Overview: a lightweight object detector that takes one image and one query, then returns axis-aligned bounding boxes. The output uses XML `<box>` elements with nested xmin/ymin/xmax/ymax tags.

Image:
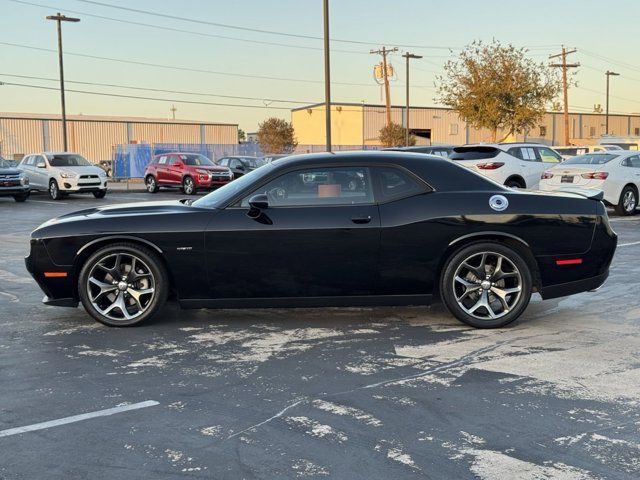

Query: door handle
<box><xmin>351</xmin><ymin>215</ymin><xmax>372</xmax><ymax>224</ymax></box>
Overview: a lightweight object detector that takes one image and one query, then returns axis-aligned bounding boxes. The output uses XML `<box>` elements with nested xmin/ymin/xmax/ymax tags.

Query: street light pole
<box><xmin>402</xmin><ymin>52</ymin><xmax>422</xmax><ymax>146</ymax></box>
<box><xmin>322</xmin><ymin>0</ymin><xmax>331</xmax><ymax>152</ymax></box>
<box><xmin>605</xmin><ymin>70</ymin><xmax>620</xmax><ymax>135</ymax></box>
<box><xmin>46</xmin><ymin>12</ymin><xmax>80</xmax><ymax>152</ymax></box>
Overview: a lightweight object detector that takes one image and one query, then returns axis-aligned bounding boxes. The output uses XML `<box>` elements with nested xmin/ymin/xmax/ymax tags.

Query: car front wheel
<box><xmin>78</xmin><ymin>243</ymin><xmax>168</xmax><ymax>327</ymax></box>
<box><xmin>13</xmin><ymin>192</ymin><xmax>29</xmax><ymax>202</ymax></box>
<box><xmin>615</xmin><ymin>186</ymin><xmax>637</xmax><ymax>216</ymax></box>
<box><xmin>440</xmin><ymin>242</ymin><xmax>532</xmax><ymax>328</ymax></box>
<box><xmin>93</xmin><ymin>190</ymin><xmax>106</xmax><ymax>199</ymax></box>
<box><xmin>49</xmin><ymin>179</ymin><xmax>63</xmax><ymax>200</ymax></box>
<box><xmin>182</xmin><ymin>176</ymin><xmax>195</xmax><ymax>195</ymax></box>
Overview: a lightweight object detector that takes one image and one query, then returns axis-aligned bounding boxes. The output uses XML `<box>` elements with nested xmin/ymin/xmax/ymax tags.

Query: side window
<box><xmin>242</xmin><ymin>167</ymin><xmax>373</xmax><ymax>207</ymax></box>
<box><xmin>230</xmin><ymin>159</ymin><xmax>242</xmax><ymax>169</ymax></box>
<box><xmin>629</xmin><ymin>156</ymin><xmax>640</xmax><ymax>168</ymax></box>
<box><xmin>218</xmin><ymin>158</ymin><xmax>228</xmax><ymax>166</ymax></box>
<box><xmin>520</xmin><ymin>147</ymin><xmax>539</xmax><ymax>161</ymax></box>
<box><xmin>507</xmin><ymin>147</ymin><xmax>522</xmax><ymax>159</ymax></box>
<box><xmin>157</xmin><ymin>156</ymin><xmax>168</xmax><ymax>165</ymax></box>
<box><xmin>376</xmin><ymin>167</ymin><xmax>426</xmax><ymax>200</ymax></box>
<box><xmin>538</xmin><ymin>147</ymin><xmax>561</xmax><ymax>163</ymax></box>
<box><xmin>22</xmin><ymin>155</ymin><xmax>33</xmax><ymax>166</ymax></box>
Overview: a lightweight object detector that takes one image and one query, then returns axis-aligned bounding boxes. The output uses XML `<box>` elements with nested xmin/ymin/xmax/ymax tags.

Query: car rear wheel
<box><xmin>13</xmin><ymin>192</ymin><xmax>29</xmax><ymax>202</ymax></box>
<box><xmin>615</xmin><ymin>185</ymin><xmax>637</xmax><ymax>216</ymax></box>
<box><xmin>182</xmin><ymin>176</ymin><xmax>196</xmax><ymax>195</ymax></box>
<box><xmin>504</xmin><ymin>178</ymin><xmax>525</xmax><ymax>189</ymax></box>
<box><xmin>440</xmin><ymin>242</ymin><xmax>532</xmax><ymax>328</ymax></box>
<box><xmin>93</xmin><ymin>190</ymin><xmax>106</xmax><ymax>199</ymax></box>
<box><xmin>78</xmin><ymin>243</ymin><xmax>168</xmax><ymax>327</ymax></box>
<box><xmin>49</xmin><ymin>179</ymin><xmax>63</xmax><ymax>200</ymax></box>
<box><xmin>145</xmin><ymin>175</ymin><xmax>159</xmax><ymax>193</ymax></box>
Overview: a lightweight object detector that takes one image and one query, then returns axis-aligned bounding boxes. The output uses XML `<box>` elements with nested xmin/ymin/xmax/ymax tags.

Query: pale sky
<box><xmin>1</xmin><ymin>0</ymin><xmax>639</xmax><ymax>131</ymax></box>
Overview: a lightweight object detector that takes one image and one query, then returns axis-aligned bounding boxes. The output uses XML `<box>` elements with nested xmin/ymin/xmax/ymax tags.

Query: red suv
<box><xmin>144</xmin><ymin>153</ymin><xmax>233</xmax><ymax>195</ymax></box>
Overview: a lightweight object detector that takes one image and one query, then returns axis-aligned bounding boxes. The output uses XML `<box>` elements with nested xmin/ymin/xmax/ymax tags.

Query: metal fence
<box><xmin>112</xmin><ymin>143</ymin><xmax>382</xmax><ymax>179</ymax></box>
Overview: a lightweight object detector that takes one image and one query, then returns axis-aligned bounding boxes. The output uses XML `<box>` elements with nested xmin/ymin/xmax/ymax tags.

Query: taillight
<box><xmin>477</xmin><ymin>162</ymin><xmax>505</xmax><ymax>170</ymax></box>
<box><xmin>541</xmin><ymin>171</ymin><xmax>554</xmax><ymax>179</ymax></box>
<box><xmin>581</xmin><ymin>172</ymin><xmax>609</xmax><ymax>180</ymax></box>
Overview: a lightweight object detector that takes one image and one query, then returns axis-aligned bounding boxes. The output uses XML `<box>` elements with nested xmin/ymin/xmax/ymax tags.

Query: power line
<box><xmin>0</xmin><ymin>41</ymin><xmax>435</xmax><ymax>89</ymax></box>
<box><xmin>72</xmin><ymin>0</ymin><xmax>458</xmax><ymax>50</ymax></box>
<box><xmin>6</xmin><ymin>0</ymin><xmax>369</xmax><ymax>55</ymax></box>
<box><xmin>0</xmin><ymin>73</ymin><xmax>317</xmax><ymax>104</ymax></box>
<box><xmin>0</xmin><ymin>81</ymin><xmax>294</xmax><ymax>109</ymax></box>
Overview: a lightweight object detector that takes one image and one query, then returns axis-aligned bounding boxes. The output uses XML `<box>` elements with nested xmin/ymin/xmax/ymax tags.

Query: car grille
<box><xmin>0</xmin><ymin>173</ymin><xmax>21</xmax><ymax>187</ymax></box>
<box><xmin>80</xmin><ymin>175</ymin><xmax>99</xmax><ymax>179</ymax></box>
<box><xmin>210</xmin><ymin>172</ymin><xmax>231</xmax><ymax>178</ymax></box>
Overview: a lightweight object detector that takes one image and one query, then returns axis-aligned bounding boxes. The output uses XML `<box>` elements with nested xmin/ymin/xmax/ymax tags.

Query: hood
<box><xmin>192</xmin><ymin>165</ymin><xmax>230</xmax><ymax>173</ymax></box>
<box><xmin>0</xmin><ymin>168</ymin><xmax>23</xmax><ymax>176</ymax></box>
<box><xmin>54</xmin><ymin>165</ymin><xmax>104</xmax><ymax>175</ymax></box>
<box><xmin>32</xmin><ymin>200</ymin><xmax>206</xmax><ymax>237</ymax></box>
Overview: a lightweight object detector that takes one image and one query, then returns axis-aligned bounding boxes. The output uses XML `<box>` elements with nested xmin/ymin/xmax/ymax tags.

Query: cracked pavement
<box><xmin>1</xmin><ymin>193</ymin><xmax>639</xmax><ymax>479</ymax></box>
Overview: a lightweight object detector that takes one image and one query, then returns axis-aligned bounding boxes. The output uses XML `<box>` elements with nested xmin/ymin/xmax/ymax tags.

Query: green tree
<box><xmin>379</xmin><ymin>122</ymin><xmax>416</xmax><ymax>147</ymax></box>
<box><xmin>436</xmin><ymin>40</ymin><xmax>561</xmax><ymax>142</ymax></box>
<box><xmin>257</xmin><ymin>118</ymin><xmax>298</xmax><ymax>154</ymax></box>
<box><xmin>238</xmin><ymin>128</ymin><xmax>246</xmax><ymax>143</ymax></box>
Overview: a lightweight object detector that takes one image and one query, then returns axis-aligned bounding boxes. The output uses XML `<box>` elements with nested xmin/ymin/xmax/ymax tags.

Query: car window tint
<box><xmin>376</xmin><ymin>167</ymin><xmax>425</xmax><ymax>200</ymax></box>
<box><xmin>629</xmin><ymin>156</ymin><xmax>640</xmax><ymax>168</ymax></box>
<box><xmin>564</xmin><ymin>153</ymin><xmax>618</xmax><ymax>165</ymax></box>
<box><xmin>49</xmin><ymin>154</ymin><xmax>91</xmax><ymax>167</ymax></box>
<box><xmin>450</xmin><ymin>147</ymin><xmax>500</xmax><ymax>160</ymax></box>
<box><xmin>242</xmin><ymin>167</ymin><xmax>373</xmax><ymax>207</ymax></box>
<box><xmin>507</xmin><ymin>147</ymin><xmax>522</xmax><ymax>159</ymax></box>
<box><xmin>538</xmin><ymin>147</ymin><xmax>561</xmax><ymax>163</ymax></box>
<box><xmin>520</xmin><ymin>147</ymin><xmax>538</xmax><ymax>161</ymax></box>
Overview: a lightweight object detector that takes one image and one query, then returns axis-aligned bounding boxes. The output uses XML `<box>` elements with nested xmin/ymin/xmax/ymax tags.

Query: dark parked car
<box><xmin>260</xmin><ymin>154</ymin><xmax>290</xmax><ymax>163</ymax></box>
<box><xmin>144</xmin><ymin>153</ymin><xmax>233</xmax><ymax>195</ymax></box>
<box><xmin>217</xmin><ymin>156</ymin><xmax>267</xmax><ymax>178</ymax></box>
<box><xmin>385</xmin><ymin>145</ymin><xmax>457</xmax><ymax>158</ymax></box>
<box><xmin>26</xmin><ymin>151</ymin><xmax>616</xmax><ymax>328</ymax></box>
<box><xmin>0</xmin><ymin>156</ymin><xmax>30</xmax><ymax>202</ymax></box>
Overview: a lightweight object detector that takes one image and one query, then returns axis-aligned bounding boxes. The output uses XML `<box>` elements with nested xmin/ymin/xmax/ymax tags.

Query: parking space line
<box><xmin>29</xmin><ymin>200</ymin><xmax>68</xmax><ymax>205</ymax></box>
<box><xmin>0</xmin><ymin>400</ymin><xmax>159</xmax><ymax>438</ymax></box>
<box><xmin>618</xmin><ymin>241</ymin><xmax>640</xmax><ymax>247</ymax></box>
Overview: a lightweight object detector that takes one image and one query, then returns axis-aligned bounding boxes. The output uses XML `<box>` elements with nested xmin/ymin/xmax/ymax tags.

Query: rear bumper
<box><xmin>539</xmin><ymin>270</ymin><xmax>609</xmax><ymax>300</ymax></box>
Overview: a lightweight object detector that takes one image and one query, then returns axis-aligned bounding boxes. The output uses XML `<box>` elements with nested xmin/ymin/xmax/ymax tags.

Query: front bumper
<box><xmin>0</xmin><ymin>185</ymin><xmax>30</xmax><ymax>196</ymax></box>
<box><xmin>25</xmin><ymin>240</ymin><xmax>78</xmax><ymax>307</ymax></box>
<box><xmin>194</xmin><ymin>174</ymin><xmax>233</xmax><ymax>189</ymax></box>
<box><xmin>58</xmin><ymin>176</ymin><xmax>108</xmax><ymax>192</ymax></box>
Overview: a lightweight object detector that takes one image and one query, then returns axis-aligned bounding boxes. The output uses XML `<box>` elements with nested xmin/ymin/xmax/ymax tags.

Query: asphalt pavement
<box><xmin>1</xmin><ymin>190</ymin><xmax>639</xmax><ymax>479</ymax></box>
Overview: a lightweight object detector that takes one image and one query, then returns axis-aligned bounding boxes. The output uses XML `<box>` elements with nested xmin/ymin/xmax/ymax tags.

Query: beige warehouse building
<box><xmin>291</xmin><ymin>103</ymin><xmax>640</xmax><ymax>147</ymax></box>
<box><xmin>0</xmin><ymin>113</ymin><xmax>238</xmax><ymax>162</ymax></box>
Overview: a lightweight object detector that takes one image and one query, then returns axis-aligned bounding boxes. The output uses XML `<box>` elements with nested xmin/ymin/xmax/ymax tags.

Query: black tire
<box><xmin>615</xmin><ymin>185</ymin><xmax>637</xmax><ymax>216</ymax></box>
<box><xmin>78</xmin><ymin>242</ymin><xmax>169</xmax><ymax>327</ymax></box>
<box><xmin>145</xmin><ymin>175</ymin><xmax>159</xmax><ymax>193</ymax></box>
<box><xmin>440</xmin><ymin>242</ymin><xmax>532</xmax><ymax>328</ymax></box>
<box><xmin>49</xmin><ymin>179</ymin><xmax>63</xmax><ymax>200</ymax></box>
<box><xmin>93</xmin><ymin>190</ymin><xmax>107</xmax><ymax>199</ymax></box>
<box><xmin>504</xmin><ymin>178</ymin><xmax>525</xmax><ymax>189</ymax></box>
<box><xmin>13</xmin><ymin>192</ymin><xmax>29</xmax><ymax>202</ymax></box>
<box><xmin>182</xmin><ymin>176</ymin><xmax>196</xmax><ymax>195</ymax></box>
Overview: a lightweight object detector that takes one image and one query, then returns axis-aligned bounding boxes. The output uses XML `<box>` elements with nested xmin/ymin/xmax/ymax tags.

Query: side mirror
<box><xmin>248</xmin><ymin>194</ymin><xmax>268</xmax><ymax>210</ymax></box>
<box><xmin>36</xmin><ymin>161</ymin><xmax>46</xmax><ymax>168</ymax></box>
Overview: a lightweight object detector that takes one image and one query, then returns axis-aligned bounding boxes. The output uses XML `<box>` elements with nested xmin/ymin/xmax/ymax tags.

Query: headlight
<box><xmin>195</xmin><ymin>169</ymin><xmax>209</xmax><ymax>175</ymax></box>
<box><xmin>59</xmin><ymin>172</ymin><xmax>77</xmax><ymax>179</ymax></box>
<box><xmin>20</xmin><ymin>175</ymin><xmax>29</xmax><ymax>185</ymax></box>
<box><xmin>98</xmin><ymin>170</ymin><xmax>107</xmax><ymax>177</ymax></box>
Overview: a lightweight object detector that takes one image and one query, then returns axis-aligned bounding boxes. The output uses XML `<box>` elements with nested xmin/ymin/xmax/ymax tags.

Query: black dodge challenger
<box><xmin>26</xmin><ymin>151</ymin><xmax>617</xmax><ymax>328</ymax></box>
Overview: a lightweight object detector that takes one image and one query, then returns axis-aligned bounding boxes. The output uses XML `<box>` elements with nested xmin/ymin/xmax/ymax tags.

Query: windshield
<box><xmin>240</xmin><ymin>157</ymin><xmax>266</xmax><ymax>168</ymax></box>
<box><xmin>179</xmin><ymin>154</ymin><xmax>215</xmax><ymax>166</ymax></box>
<box><xmin>0</xmin><ymin>157</ymin><xmax>14</xmax><ymax>168</ymax></box>
<box><xmin>192</xmin><ymin>162</ymin><xmax>275</xmax><ymax>208</ymax></box>
<box><xmin>49</xmin><ymin>154</ymin><xmax>92</xmax><ymax>167</ymax></box>
<box><xmin>563</xmin><ymin>153</ymin><xmax>618</xmax><ymax>165</ymax></box>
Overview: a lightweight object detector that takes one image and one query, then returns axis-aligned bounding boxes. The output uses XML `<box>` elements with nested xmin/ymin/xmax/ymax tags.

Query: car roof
<box><xmin>270</xmin><ymin>150</ymin><xmax>449</xmax><ymax>167</ymax></box>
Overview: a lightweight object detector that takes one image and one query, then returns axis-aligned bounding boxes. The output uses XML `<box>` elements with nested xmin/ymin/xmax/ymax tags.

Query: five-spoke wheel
<box><xmin>78</xmin><ymin>243</ymin><xmax>168</xmax><ymax>326</ymax></box>
<box><xmin>441</xmin><ymin>242</ymin><xmax>532</xmax><ymax>328</ymax></box>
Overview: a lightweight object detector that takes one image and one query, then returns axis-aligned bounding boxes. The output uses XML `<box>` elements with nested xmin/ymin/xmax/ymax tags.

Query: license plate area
<box><xmin>561</xmin><ymin>175</ymin><xmax>575</xmax><ymax>183</ymax></box>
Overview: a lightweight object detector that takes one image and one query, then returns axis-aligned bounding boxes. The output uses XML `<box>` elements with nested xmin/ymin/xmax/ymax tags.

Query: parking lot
<box><xmin>1</xmin><ymin>191</ymin><xmax>639</xmax><ymax>479</ymax></box>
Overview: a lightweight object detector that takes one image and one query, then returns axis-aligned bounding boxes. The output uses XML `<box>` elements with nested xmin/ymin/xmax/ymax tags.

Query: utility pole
<box><xmin>605</xmin><ymin>71</ymin><xmax>620</xmax><ymax>135</ymax></box>
<box><xmin>322</xmin><ymin>0</ymin><xmax>331</xmax><ymax>152</ymax></box>
<box><xmin>402</xmin><ymin>52</ymin><xmax>422</xmax><ymax>146</ymax></box>
<box><xmin>170</xmin><ymin>105</ymin><xmax>177</xmax><ymax>120</ymax></box>
<box><xmin>370</xmin><ymin>46</ymin><xmax>398</xmax><ymax>126</ymax></box>
<box><xmin>46</xmin><ymin>12</ymin><xmax>80</xmax><ymax>152</ymax></box>
<box><xmin>549</xmin><ymin>47</ymin><xmax>579</xmax><ymax>145</ymax></box>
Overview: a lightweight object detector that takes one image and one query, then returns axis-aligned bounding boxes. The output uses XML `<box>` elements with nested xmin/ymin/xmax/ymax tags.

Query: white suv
<box><xmin>449</xmin><ymin>143</ymin><xmax>563</xmax><ymax>189</ymax></box>
<box><xmin>18</xmin><ymin>152</ymin><xmax>108</xmax><ymax>200</ymax></box>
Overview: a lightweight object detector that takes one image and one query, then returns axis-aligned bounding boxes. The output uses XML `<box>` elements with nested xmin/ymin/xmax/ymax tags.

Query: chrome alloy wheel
<box><xmin>183</xmin><ymin>177</ymin><xmax>195</xmax><ymax>194</ymax></box>
<box><xmin>453</xmin><ymin>251</ymin><xmax>522</xmax><ymax>320</ymax></box>
<box><xmin>623</xmin><ymin>190</ymin><xmax>637</xmax><ymax>213</ymax></box>
<box><xmin>86</xmin><ymin>252</ymin><xmax>155</xmax><ymax>322</ymax></box>
<box><xmin>146</xmin><ymin>176</ymin><xmax>156</xmax><ymax>192</ymax></box>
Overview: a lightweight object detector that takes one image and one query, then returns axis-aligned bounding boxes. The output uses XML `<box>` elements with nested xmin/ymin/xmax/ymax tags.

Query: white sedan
<box><xmin>539</xmin><ymin>151</ymin><xmax>640</xmax><ymax>215</ymax></box>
